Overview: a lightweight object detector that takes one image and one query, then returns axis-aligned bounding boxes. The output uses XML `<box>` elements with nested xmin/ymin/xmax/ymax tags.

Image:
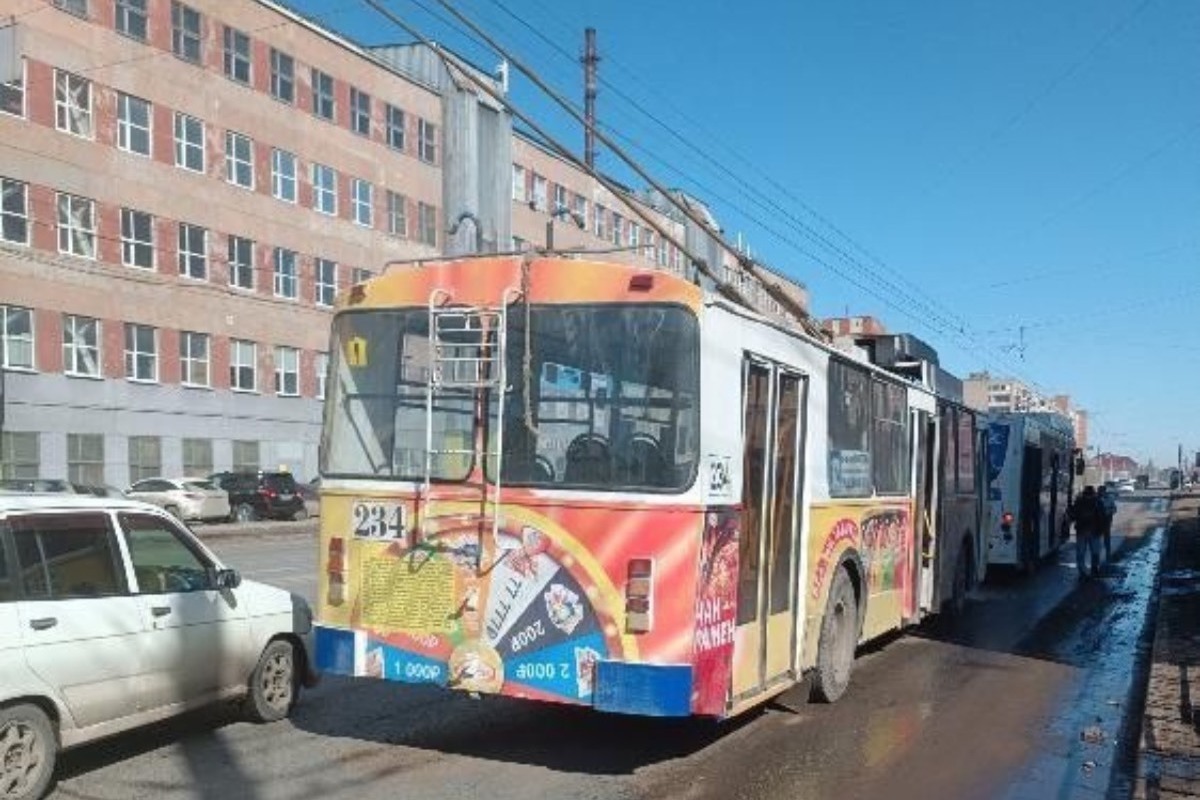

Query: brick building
<box><xmin>0</xmin><ymin>0</ymin><xmax>811</xmax><ymax>487</ymax></box>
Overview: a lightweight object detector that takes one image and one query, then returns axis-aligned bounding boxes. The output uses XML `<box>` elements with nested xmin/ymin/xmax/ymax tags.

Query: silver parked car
<box><xmin>0</xmin><ymin>494</ymin><xmax>318</xmax><ymax>800</ymax></box>
<box><xmin>124</xmin><ymin>477</ymin><xmax>231</xmax><ymax>522</ymax></box>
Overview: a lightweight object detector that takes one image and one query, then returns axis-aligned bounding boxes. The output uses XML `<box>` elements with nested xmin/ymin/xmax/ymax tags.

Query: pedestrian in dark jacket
<box><xmin>1069</xmin><ymin>485</ymin><xmax>1103</xmax><ymax>579</ymax></box>
<box><xmin>1097</xmin><ymin>485</ymin><xmax>1117</xmax><ymax>564</ymax></box>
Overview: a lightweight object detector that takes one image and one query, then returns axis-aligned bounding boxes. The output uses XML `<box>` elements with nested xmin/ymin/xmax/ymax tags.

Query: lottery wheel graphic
<box><xmin>357</xmin><ymin>504</ymin><xmax>634</xmax><ymax>705</ymax></box>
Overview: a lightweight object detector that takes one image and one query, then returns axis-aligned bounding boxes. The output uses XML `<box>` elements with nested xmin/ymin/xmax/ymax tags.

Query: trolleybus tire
<box><xmin>0</xmin><ymin>702</ymin><xmax>57</xmax><ymax>800</ymax></box>
<box><xmin>245</xmin><ymin>639</ymin><xmax>297</xmax><ymax>723</ymax></box>
<box><xmin>810</xmin><ymin>567</ymin><xmax>858</xmax><ymax>703</ymax></box>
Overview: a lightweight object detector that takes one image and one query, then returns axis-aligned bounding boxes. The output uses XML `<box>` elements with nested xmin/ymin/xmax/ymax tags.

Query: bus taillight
<box><xmin>1001</xmin><ymin>511</ymin><xmax>1014</xmax><ymax>532</ymax></box>
<box><xmin>328</xmin><ymin>536</ymin><xmax>347</xmax><ymax>606</ymax></box>
<box><xmin>625</xmin><ymin>558</ymin><xmax>654</xmax><ymax>634</ymax></box>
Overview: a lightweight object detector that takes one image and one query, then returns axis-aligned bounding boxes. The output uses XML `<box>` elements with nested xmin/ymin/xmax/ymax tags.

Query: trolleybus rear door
<box><xmin>913</xmin><ymin>410</ymin><xmax>938</xmax><ymax>618</ymax></box>
<box><xmin>732</xmin><ymin>358</ymin><xmax>807</xmax><ymax>699</ymax></box>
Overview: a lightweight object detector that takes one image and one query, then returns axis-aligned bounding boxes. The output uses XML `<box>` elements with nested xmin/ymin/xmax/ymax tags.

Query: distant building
<box><xmin>963</xmin><ymin>372</ymin><xmax>1087</xmax><ymax>449</ymax></box>
<box><xmin>822</xmin><ymin>315</ymin><xmax>886</xmax><ymax>337</ymax></box>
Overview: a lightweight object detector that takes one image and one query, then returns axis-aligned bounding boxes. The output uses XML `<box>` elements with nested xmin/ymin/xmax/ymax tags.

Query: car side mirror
<box><xmin>215</xmin><ymin>568</ymin><xmax>242</xmax><ymax>590</ymax></box>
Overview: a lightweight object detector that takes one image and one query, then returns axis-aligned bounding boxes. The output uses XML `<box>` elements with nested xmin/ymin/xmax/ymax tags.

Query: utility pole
<box><xmin>582</xmin><ymin>27</ymin><xmax>599</xmax><ymax>169</ymax></box>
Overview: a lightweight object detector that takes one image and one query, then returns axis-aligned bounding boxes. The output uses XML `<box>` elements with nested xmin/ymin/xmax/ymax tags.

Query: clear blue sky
<box><xmin>292</xmin><ymin>0</ymin><xmax>1199</xmax><ymax>468</ymax></box>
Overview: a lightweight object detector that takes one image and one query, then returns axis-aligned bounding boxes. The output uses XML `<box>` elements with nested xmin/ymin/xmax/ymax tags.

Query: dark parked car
<box><xmin>208</xmin><ymin>471</ymin><xmax>307</xmax><ymax>523</ymax></box>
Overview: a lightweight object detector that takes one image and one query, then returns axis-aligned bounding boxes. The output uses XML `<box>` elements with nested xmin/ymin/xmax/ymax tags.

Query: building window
<box><xmin>54</xmin><ymin>70</ymin><xmax>92</xmax><ymax>138</ymax></box>
<box><xmin>531</xmin><ymin>175</ymin><xmax>547</xmax><ymax>212</ymax></box>
<box><xmin>230</xmin><ymin>339</ymin><xmax>256</xmax><ymax>392</ymax></box>
<box><xmin>225</xmin><ymin>131</ymin><xmax>254</xmax><ymax>189</ymax></box>
<box><xmin>63</xmin><ymin>314</ymin><xmax>100</xmax><ymax>377</ymax></box>
<box><xmin>57</xmin><ymin>193</ymin><xmax>96</xmax><ymax>259</ymax></box>
<box><xmin>227</xmin><ymin>235</ymin><xmax>253</xmax><ymax>290</ymax></box>
<box><xmin>180</xmin><ymin>330</ymin><xmax>209</xmax><ymax>387</ymax></box>
<box><xmin>350</xmin><ymin>267</ymin><xmax>372</xmax><ymax>285</ymax></box>
<box><xmin>572</xmin><ymin>193</ymin><xmax>587</xmax><ymax>221</ymax></box>
<box><xmin>232</xmin><ymin>440</ymin><xmax>259</xmax><ymax>472</ymax></box>
<box><xmin>350</xmin><ymin>87</ymin><xmax>370</xmax><ymax>136</ymax></box>
<box><xmin>124</xmin><ymin>323</ymin><xmax>157</xmax><ymax>382</ymax></box>
<box><xmin>1</xmin><ymin>178</ymin><xmax>29</xmax><ymax>245</ymax></box>
<box><xmin>1</xmin><ymin>432</ymin><xmax>39</xmax><ymax>479</ymax></box>
<box><xmin>182</xmin><ymin>438</ymin><xmax>213</xmax><ymax>476</ymax></box>
<box><xmin>173</xmin><ymin>112</ymin><xmax>205</xmax><ymax>172</ymax></box>
<box><xmin>386</xmin><ymin>191</ymin><xmax>407</xmax><ymax>238</ymax></box>
<box><xmin>418</xmin><ymin>202</ymin><xmax>437</xmax><ymax>247</ymax></box>
<box><xmin>54</xmin><ymin>0</ymin><xmax>89</xmax><ymax>18</ymax></box>
<box><xmin>553</xmin><ymin>184</ymin><xmax>567</xmax><ymax>213</ymax></box>
<box><xmin>270</xmin><ymin>48</ymin><xmax>294</xmax><ymax>103</ymax></box>
<box><xmin>418</xmin><ymin>118</ymin><xmax>437</xmax><ymax>164</ymax></box>
<box><xmin>594</xmin><ymin>204</ymin><xmax>606</xmax><ymax>239</ymax></box>
<box><xmin>116</xmin><ymin>0</ymin><xmax>148</xmax><ymax>41</ymax></box>
<box><xmin>274</xmin><ymin>346</ymin><xmax>298</xmax><ymax>396</ymax></box>
<box><xmin>315</xmin><ymin>258</ymin><xmax>336</xmax><ymax>307</ymax></box>
<box><xmin>0</xmin><ymin>58</ymin><xmax>23</xmax><ymax>118</ymax></box>
<box><xmin>273</xmin><ymin>248</ymin><xmax>297</xmax><ymax>298</ymax></box>
<box><xmin>120</xmin><ymin>208</ymin><xmax>153</xmax><ymax>269</ymax></box>
<box><xmin>511</xmin><ymin>165</ymin><xmax>526</xmax><ymax>202</ymax></box>
<box><xmin>611</xmin><ymin>213</ymin><xmax>623</xmax><ymax>246</ymax></box>
<box><xmin>117</xmin><ymin>93</ymin><xmax>151</xmax><ymax>156</ymax></box>
<box><xmin>311</xmin><ymin>68</ymin><xmax>334</xmax><ymax>121</ymax></box>
<box><xmin>67</xmin><ymin>434</ymin><xmax>104</xmax><ymax>485</ymax></box>
<box><xmin>312</xmin><ymin>163</ymin><xmax>336</xmax><ymax>215</ymax></box>
<box><xmin>271</xmin><ymin>149</ymin><xmax>297</xmax><ymax>203</ymax></box>
<box><xmin>171</xmin><ymin>2</ymin><xmax>202</xmax><ymax>63</ymax></box>
<box><xmin>177</xmin><ymin>222</ymin><xmax>207</xmax><ymax>280</ymax></box>
<box><xmin>316</xmin><ymin>352</ymin><xmax>328</xmax><ymax>400</ymax></box>
<box><xmin>628</xmin><ymin>222</ymin><xmax>639</xmax><ymax>248</ymax></box>
<box><xmin>352</xmin><ymin>179</ymin><xmax>372</xmax><ymax>227</ymax></box>
<box><xmin>128</xmin><ymin>436</ymin><xmax>161</xmax><ymax>482</ymax></box>
<box><xmin>1</xmin><ymin>305</ymin><xmax>34</xmax><ymax>370</ymax></box>
<box><xmin>385</xmin><ymin>104</ymin><xmax>405</xmax><ymax>151</ymax></box>
<box><xmin>223</xmin><ymin>26</ymin><xmax>251</xmax><ymax>84</ymax></box>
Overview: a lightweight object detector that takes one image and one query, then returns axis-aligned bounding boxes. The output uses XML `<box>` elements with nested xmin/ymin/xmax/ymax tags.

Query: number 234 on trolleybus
<box><xmin>314</xmin><ymin>256</ymin><xmax>986</xmax><ymax>718</ymax></box>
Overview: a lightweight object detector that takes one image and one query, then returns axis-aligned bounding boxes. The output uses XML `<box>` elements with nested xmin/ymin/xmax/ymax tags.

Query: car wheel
<box><xmin>810</xmin><ymin>567</ymin><xmax>858</xmax><ymax>704</ymax></box>
<box><xmin>291</xmin><ymin>506</ymin><xmax>309</xmax><ymax>522</ymax></box>
<box><xmin>164</xmin><ymin>505</ymin><xmax>182</xmax><ymax>520</ymax></box>
<box><xmin>233</xmin><ymin>503</ymin><xmax>257</xmax><ymax>524</ymax></box>
<box><xmin>0</xmin><ymin>703</ymin><xmax>57</xmax><ymax>800</ymax></box>
<box><xmin>245</xmin><ymin>639</ymin><xmax>297</xmax><ymax>723</ymax></box>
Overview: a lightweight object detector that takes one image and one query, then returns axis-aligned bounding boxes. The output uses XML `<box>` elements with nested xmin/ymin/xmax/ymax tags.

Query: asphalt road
<box><xmin>46</xmin><ymin>496</ymin><xmax>1170</xmax><ymax>800</ymax></box>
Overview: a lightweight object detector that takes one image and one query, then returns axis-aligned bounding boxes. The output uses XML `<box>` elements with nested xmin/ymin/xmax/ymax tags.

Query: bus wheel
<box><xmin>811</xmin><ymin>567</ymin><xmax>857</xmax><ymax>703</ymax></box>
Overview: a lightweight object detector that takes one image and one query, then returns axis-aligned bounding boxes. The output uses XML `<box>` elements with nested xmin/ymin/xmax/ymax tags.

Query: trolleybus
<box><xmin>314</xmin><ymin>256</ymin><xmax>985</xmax><ymax>717</ymax></box>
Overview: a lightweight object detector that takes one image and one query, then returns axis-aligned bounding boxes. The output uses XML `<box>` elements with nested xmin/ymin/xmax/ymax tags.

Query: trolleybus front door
<box><xmin>913</xmin><ymin>410</ymin><xmax>937</xmax><ymax>618</ymax></box>
<box><xmin>733</xmin><ymin>358</ymin><xmax>807</xmax><ymax>699</ymax></box>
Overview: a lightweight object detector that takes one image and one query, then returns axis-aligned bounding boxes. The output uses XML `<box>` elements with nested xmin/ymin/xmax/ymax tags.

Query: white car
<box><xmin>0</xmin><ymin>495</ymin><xmax>317</xmax><ymax>800</ymax></box>
<box><xmin>124</xmin><ymin>477</ymin><xmax>231</xmax><ymax>522</ymax></box>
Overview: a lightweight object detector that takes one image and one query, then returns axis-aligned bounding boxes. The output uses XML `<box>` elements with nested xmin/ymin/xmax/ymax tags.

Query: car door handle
<box><xmin>29</xmin><ymin>617</ymin><xmax>57</xmax><ymax>631</ymax></box>
<box><xmin>151</xmin><ymin>606</ymin><xmax>172</xmax><ymax>618</ymax></box>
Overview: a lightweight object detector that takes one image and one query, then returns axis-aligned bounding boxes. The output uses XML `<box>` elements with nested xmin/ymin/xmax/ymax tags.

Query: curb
<box><xmin>190</xmin><ymin>519</ymin><xmax>318</xmax><ymax>541</ymax></box>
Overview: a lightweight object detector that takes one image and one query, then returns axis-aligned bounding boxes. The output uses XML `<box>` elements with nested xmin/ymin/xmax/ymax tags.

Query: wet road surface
<box><xmin>47</xmin><ymin>496</ymin><xmax>1169</xmax><ymax>800</ymax></box>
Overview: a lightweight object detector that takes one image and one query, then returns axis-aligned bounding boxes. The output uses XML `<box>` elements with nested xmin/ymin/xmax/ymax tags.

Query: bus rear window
<box><xmin>488</xmin><ymin>304</ymin><xmax>699</xmax><ymax>492</ymax></box>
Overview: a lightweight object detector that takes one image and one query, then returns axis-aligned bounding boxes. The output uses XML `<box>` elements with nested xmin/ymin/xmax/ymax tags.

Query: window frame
<box><xmin>230</xmin><ymin>338</ymin><xmax>257</xmax><ymax>393</ymax></box>
<box><xmin>271</xmin><ymin>148</ymin><xmax>297</xmax><ymax>203</ymax></box>
<box><xmin>115</xmin><ymin>0</ymin><xmax>149</xmax><ymax>41</ymax></box>
<box><xmin>179</xmin><ymin>330</ymin><xmax>210</xmax><ymax>388</ymax></box>
<box><xmin>127</xmin><ymin>436</ymin><xmax>162</xmax><ymax>483</ymax></box>
<box><xmin>62</xmin><ymin>314</ymin><xmax>101</xmax><ymax>378</ymax></box>
<box><xmin>181</xmin><ymin>438</ymin><xmax>213</xmax><ymax>476</ymax></box>
<box><xmin>351</xmin><ymin>179</ymin><xmax>372</xmax><ymax>227</ymax></box>
<box><xmin>223</xmin><ymin>25</ymin><xmax>252</xmax><ymax>85</ymax></box>
<box><xmin>225</xmin><ymin>130</ymin><xmax>254</xmax><ymax>189</ymax></box>
<box><xmin>56</xmin><ymin>192</ymin><xmax>97</xmax><ymax>259</ymax></box>
<box><xmin>311</xmin><ymin>163</ymin><xmax>337</xmax><ymax>215</ymax></box>
<box><xmin>386</xmin><ymin>190</ymin><xmax>407</xmax><ymax>238</ymax></box>
<box><xmin>417</xmin><ymin>202</ymin><xmax>437</xmax><ymax>247</ymax></box>
<box><xmin>54</xmin><ymin>69</ymin><xmax>93</xmax><ymax>139</ymax></box>
<box><xmin>274</xmin><ymin>345</ymin><xmax>299</xmax><ymax>397</ymax></box>
<box><xmin>10</xmin><ymin>511</ymin><xmax>129</xmax><ymax>601</ymax></box>
<box><xmin>1</xmin><ymin>305</ymin><xmax>35</xmax><ymax>371</ymax></box>
<box><xmin>116</xmin><ymin>92</ymin><xmax>151</xmax><ymax>157</ymax></box>
<box><xmin>54</xmin><ymin>0</ymin><xmax>89</xmax><ymax>19</ymax></box>
<box><xmin>66</xmin><ymin>433</ymin><xmax>104</xmax><ymax>487</ymax></box>
<box><xmin>120</xmin><ymin>207</ymin><xmax>154</xmax><ymax>269</ymax></box>
<box><xmin>316</xmin><ymin>352</ymin><xmax>328</xmax><ymax>400</ymax></box>
<box><xmin>0</xmin><ymin>431</ymin><xmax>40</xmax><ymax>480</ymax></box>
<box><xmin>272</xmin><ymin>247</ymin><xmax>297</xmax><ymax>299</ymax></box>
<box><xmin>171</xmin><ymin>1</ymin><xmax>202</xmax><ymax>64</ymax></box>
<box><xmin>315</xmin><ymin>258</ymin><xmax>336</xmax><ymax>307</ymax></box>
<box><xmin>1</xmin><ymin>177</ymin><xmax>30</xmax><ymax>246</ymax></box>
<box><xmin>385</xmin><ymin>104</ymin><xmax>405</xmax><ymax>151</ymax></box>
<box><xmin>123</xmin><ymin>322</ymin><xmax>158</xmax><ymax>383</ymax></box>
<box><xmin>418</xmin><ymin>117</ymin><xmax>437</xmax><ymax>164</ymax></box>
<box><xmin>227</xmin><ymin>234</ymin><xmax>254</xmax><ymax>290</ymax></box>
<box><xmin>177</xmin><ymin>222</ymin><xmax>207</xmax><ymax>280</ymax></box>
<box><xmin>349</xmin><ymin>87</ymin><xmax>370</xmax><ymax>137</ymax></box>
<box><xmin>311</xmin><ymin>68</ymin><xmax>335</xmax><ymax>121</ymax></box>
<box><xmin>269</xmin><ymin>48</ymin><xmax>295</xmax><ymax>104</ymax></box>
<box><xmin>173</xmin><ymin>112</ymin><xmax>205</xmax><ymax>173</ymax></box>
<box><xmin>0</xmin><ymin>57</ymin><xmax>25</xmax><ymax>119</ymax></box>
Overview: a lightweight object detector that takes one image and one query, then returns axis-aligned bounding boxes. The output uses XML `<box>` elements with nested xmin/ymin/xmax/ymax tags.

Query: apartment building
<box><xmin>964</xmin><ymin>372</ymin><xmax>1088</xmax><ymax>449</ymax></box>
<box><xmin>0</xmin><ymin>0</ymin><xmax>441</xmax><ymax>484</ymax></box>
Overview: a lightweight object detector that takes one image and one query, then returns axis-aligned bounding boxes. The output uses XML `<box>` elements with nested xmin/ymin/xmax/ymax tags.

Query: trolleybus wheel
<box><xmin>811</xmin><ymin>567</ymin><xmax>857</xmax><ymax>703</ymax></box>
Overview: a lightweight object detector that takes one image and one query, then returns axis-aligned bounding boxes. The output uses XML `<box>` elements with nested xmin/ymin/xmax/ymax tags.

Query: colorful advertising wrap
<box><xmin>690</xmin><ymin>509</ymin><xmax>739</xmax><ymax>715</ymax></box>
